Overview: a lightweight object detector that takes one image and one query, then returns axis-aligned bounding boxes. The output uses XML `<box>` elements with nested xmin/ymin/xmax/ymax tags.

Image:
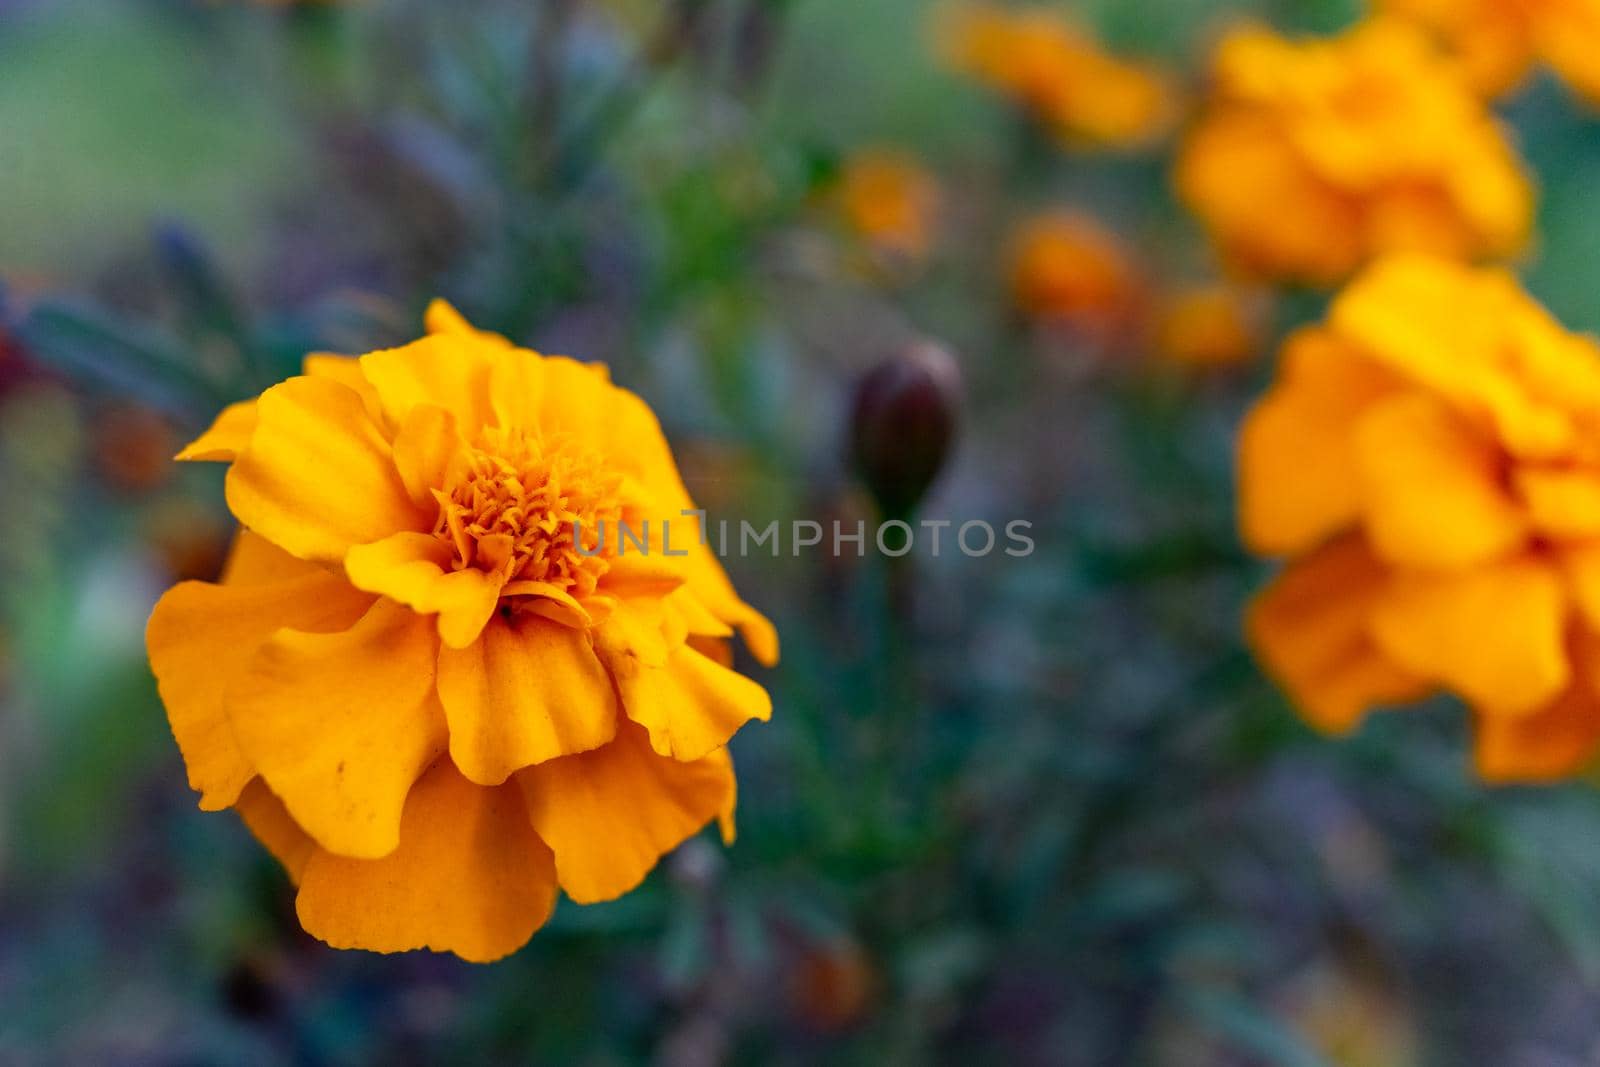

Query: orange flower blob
<box><xmin>939</xmin><ymin>3</ymin><xmax>1173</xmax><ymax>147</ymax></box>
<box><xmin>1176</xmin><ymin>18</ymin><xmax>1533</xmax><ymax>286</ymax></box>
<box><xmin>1241</xmin><ymin>255</ymin><xmax>1600</xmax><ymax>782</ymax></box>
<box><xmin>1380</xmin><ymin>0</ymin><xmax>1600</xmax><ymax>104</ymax></box>
<box><xmin>1008</xmin><ymin>211</ymin><xmax>1141</xmax><ymax>329</ymax></box>
<box><xmin>834</xmin><ymin>149</ymin><xmax>940</xmax><ymax>262</ymax></box>
<box><xmin>1154</xmin><ymin>284</ymin><xmax>1268</xmax><ymax>368</ymax></box>
<box><xmin>147</xmin><ymin>302</ymin><xmax>777</xmax><ymax>961</ymax></box>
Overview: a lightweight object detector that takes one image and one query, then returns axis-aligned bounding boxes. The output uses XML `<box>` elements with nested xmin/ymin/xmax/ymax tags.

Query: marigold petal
<box><xmin>1474</xmin><ymin>631</ymin><xmax>1600</xmax><ymax>784</ymax></box>
<box><xmin>1563</xmin><ymin>542</ymin><xmax>1600</xmax><ymax>631</ymax></box>
<box><xmin>235</xmin><ymin>778</ymin><xmax>316</xmax><ymax>885</ymax></box>
<box><xmin>344</xmin><ymin>532</ymin><xmax>503</xmax><ymax>649</ymax></box>
<box><xmin>145</xmin><ymin>549</ymin><xmax>375</xmax><ymax>811</ymax></box>
<box><xmin>295</xmin><ymin>759</ymin><xmax>557</xmax><ymax>962</ymax></box>
<box><xmin>518</xmin><ymin>721</ymin><xmax>734</xmax><ymax>904</ymax></box>
<box><xmin>1353</xmin><ymin>392</ymin><xmax>1528</xmax><ymax>569</ymax></box>
<box><xmin>227</xmin><ymin>599</ymin><xmax>447</xmax><ymax>859</ymax></box>
<box><xmin>1238</xmin><ymin>330</ymin><xmax>1397</xmax><ymax>556</ymax></box>
<box><xmin>436</xmin><ymin>613</ymin><xmax>619</xmax><ymax>785</ymax></box>
<box><xmin>1370</xmin><ymin>555</ymin><xmax>1570</xmax><ymax>715</ymax></box>
<box><xmin>1247</xmin><ymin>535</ymin><xmax>1431</xmax><ymax>733</ymax></box>
<box><xmin>176</xmin><ymin>400</ymin><xmax>257</xmax><ymax>462</ymax></box>
<box><xmin>225</xmin><ymin>376</ymin><xmax>423</xmax><ymax>563</ymax></box>
<box><xmin>613</xmin><ymin>643</ymin><xmax>772</xmax><ymax>761</ymax></box>
<box><xmin>390</xmin><ymin>404</ymin><xmax>464</xmax><ymax>509</ymax></box>
<box><xmin>1517</xmin><ymin>468</ymin><xmax>1600</xmax><ymax>539</ymax></box>
<box><xmin>359</xmin><ymin>334</ymin><xmax>497</xmax><ymax>435</ymax></box>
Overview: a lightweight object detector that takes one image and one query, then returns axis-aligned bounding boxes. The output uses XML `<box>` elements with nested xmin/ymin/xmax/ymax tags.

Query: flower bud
<box><xmin>848</xmin><ymin>341</ymin><xmax>960</xmax><ymax>522</ymax></box>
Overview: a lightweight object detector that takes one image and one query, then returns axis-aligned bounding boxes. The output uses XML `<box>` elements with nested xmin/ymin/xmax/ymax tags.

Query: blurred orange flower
<box><xmin>1154</xmin><ymin>284</ymin><xmax>1268</xmax><ymax>368</ymax></box>
<box><xmin>939</xmin><ymin>3</ymin><xmax>1173</xmax><ymax>147</ymax></box>
<box><xmin>1380</xmin><ymin>0</ymin><xmax>1600</xmax><ymax>104</ymax></box>
<box><xmin>834</xmin><ymin>149</ymin><xmax>940</xmax><ymax>262</ymax></box>
<box><xmin>1176</xmin><ymin>18</ymin><xmax>1533</xmax><ymax>286</ymax></box>
<box><xmin>1241</xmin><ymin>255</ymin><xmax>1600</xmax><ymax>782</ymax></box>
<box><xmin>1008</xmin><ymin>211</ymin><xmax>1141</xmax><ymax>329</ymax></box>
<box><xmin>147</xmin><ymin>301</ymin><xmax>777</xmax><ymax>961</ymax></box>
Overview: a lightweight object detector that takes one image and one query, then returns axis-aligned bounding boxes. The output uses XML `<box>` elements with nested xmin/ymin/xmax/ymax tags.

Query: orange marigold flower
<box><xmin>1008</xmin><ymin>211</ymin><xmax>1141</xmax><ymax>329</ymax></box>
<box><xmin>833</xmin><ymin>149</ymin><xmax>940</xmax><ymax>262</ymax></box>
<box><xmin>1154</xmin><ymin>284</ymin><xmax>1268</xmax><ymax>368</ymax></box>
<box><xmin>146</xmin><ymin>301</ymin><xmax>778</xmax><ymax>961</ymax></box>
<box><xmin>938</xmin><ymin>3</ymin><xmax>1173</xmax><ymax>148</ymax></box>
<box><xmin>1380</xmin><ymin>0</ymin><xmax>1600</xmax><ymax>104</ymax></box>
<box><xmin>1176</xmin><ymin>18</ymin><xmax>1534</xmax><ymax>286</ymax></box>
<box><xmin>1240</xmin><ymin>254</ymin><xmax>1600</xmax><ymax>783</ymax></box>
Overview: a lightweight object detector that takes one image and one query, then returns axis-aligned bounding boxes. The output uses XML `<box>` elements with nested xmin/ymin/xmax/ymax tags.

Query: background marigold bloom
<box><xmin>1176</xmin><ymin>18</ymin><xmax>1534</xmax><ymax>286</ymax></box>
<box><xmin>1241</xmin><ymin>255</ymin><xmax>1600</xmax><ymax>782</ymax></box>
<box><xmin>1153</xmin><ymin>284</ymin><xmax>1268</xmax><ymax>368</ymax></box>
<box><xmin>1380</xmin><ymin>0</ymin><xmax>1600</xmax><ymax>105</ymax></box>
<box><xmin>939</xmin><ymin>3</ymin><xmax>1173</xmax><ymax>147</ymax></box>
<box><xmin>1008</xmin><ymin>211</ymin><xmax>1141</xmax><ymax>329</ymax></box>
<box><xmin>146</xmin><ymin>302</ymin><xmax>777</xmax><ymax>962</ymax></box>
<box><xmin>833</xmin><ymin>149</ymin><xmax>940</xmax><ymax>262</ymax></box>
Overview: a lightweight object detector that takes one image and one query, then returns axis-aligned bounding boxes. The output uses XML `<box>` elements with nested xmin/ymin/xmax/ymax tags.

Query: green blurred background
<box><xmin>5</xmin><ymin>0</ymin><xmax>1600</xmax><ymax>1063</ymax></box>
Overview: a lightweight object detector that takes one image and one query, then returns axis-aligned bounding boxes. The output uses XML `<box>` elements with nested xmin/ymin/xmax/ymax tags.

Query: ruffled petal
<box><xmin>436</xmin><ymin>613</ymin><xmax>619</xmax><ymax>785</ymax></box>
<box><xmin>1238</xmin><ymin>329</ymin><xmax>1398</xmax><ymax>557</ymax></box>
<box><xmin>611</xmin><ymin>642</ymin><xmax>772</xmax><ymax>761</ymax></box>
<box><xmin>1353</xmin><ymin>392</ymin><xmax>1528</xmax><ymax>569</ymax></box>
<box><xmin>145</xmin><ymin>545</ymin><xmax>375</xmax><ymax>810</ymax></box>
<box><xmin>389</xmin><ymin>403</ymin><xmax>464</xmax><ymax>509</ymax></box>
<box><xmin>1474</xmin><ymin>684</ymin><xmax>1600</xmax><ymax>784</ymax></box>
<box><xmin>295</xmin><ymin>759</ymin><xmax>558</xmax><ymax>963</ymax></box>
<box><xmin>1370</xmin><ymin>555</ymin><xmax>1570</xmax><ymax>716</ymax></box>
<box><xmin>176</xmin><ymin>400</ymin><xmax>257</xmax><ymax>462</ymax></box>
<box><xmin>235</xmin><ymin>778</ymin><xmax>316</xmax><ymax>885</ymax></box>
<box><xmin>358</xmin><ymin>334</ymin><xmax>497</xmax><ymax>436</ymax></box>
<box><xmin>225</xmin><ymin>376</ymin><xmax>423</xmax><ymax>563</ymax></box>
<box><xmin>1247</xmin><ymin>534</ymin><xmax>1431</xmax><ymax>733</ymax></box>
<box><xmin>1517</xmin><ymin>467</ymin><xmax>1600</xmax><ymax>539</ymax></box>
<box><xmin>518</xmin><ymin>721</ymin><xmax>734</xmax><ymax>904</ymax></box>
<box><xmin>345</xmin><ymin>531</ymin><xmax>502</xmax><ymax>649</ymax></box>
<box><xmin>227</xmin><ymin>599</ymin><xmax>447</xmax><ymax>859</ymax></box>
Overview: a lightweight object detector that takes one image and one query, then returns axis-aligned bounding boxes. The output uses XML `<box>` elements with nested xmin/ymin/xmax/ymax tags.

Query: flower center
<box><xmin>433</xmin><ymin>426</ymin><xmax>624</xmax><ymax>599</ymax></box>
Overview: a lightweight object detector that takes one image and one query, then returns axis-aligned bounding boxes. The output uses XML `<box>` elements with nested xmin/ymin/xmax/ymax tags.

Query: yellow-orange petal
<box><xmin>518</xmin><ymin>721</ymin><xmax>734</xmax><ymax>904</ymax></box>
<box><xmin>146</xmin><ymin>558</ymin><xmax>375</xmax><ymax>810</ymax></box>
<box><xmin>1370</xmin><ymin>555</ymin><xmax>1570</xmax><ymax>716</ymax></box>
<box><xmin>1247</xmin><ymin>534</ymin><xmax>1431</xmax><ymax>733</ymax></box>
<box><xmin>1237</xmin><ymin>330</ymin><xmax>1398</xmax><ymax>557</ymax></box>
<box><xmin>1475</xmin><ymin>668</ymin><xmax>1600</xmax><ymax>785</ymax></box>
<box><xmin>390</xmin><ymin>404</ymin><xmax>464</xmax><ymax>509</ymax></box>
<box><xmin>225</xmin><ymin>376</ymin><xmax>423</xmax><ymax>563</ymax></box>
<box><xmin>435</xmin><ymin>613</ymin><xmax>619</xmax><ymax>785</ymax></box>
<box><xmin>344</xmin><ymin>531</ymin><xmax>502</xmax><ymax>649</ymax></box>
<box><xmin>1562</xmin><ymin>542</ymin><xmax>1600</xmax><ymax>631</ymax></box>
<box><xmin>176</xmin><ymin>400</ymin><xmax>258</xmax><ymax>462</ymax></box>
<box><xmin>1517</xmin><ymin>468</ymin><xmax>1600</xmax><ymax>539</ymax></box>
<box><xmin>295</xmin><ymin>759</ymin><xmax>558</xmax><ymax>963</ymax></box>
<box><xmin>358</xmin><ymin>333</ymin><xmax>497</xmax><ymax>436</ymax></box>
<box><xmin>235</xmin><ymin>778</ymin><xmax>316</xmax><ymax>884</ymax></box>
<box><xmin>1353</xmin><ymin>392</ymin><xmax>1528</xmax><ymax>569</ymax></box>
<box><xmin>227</xmin><ymin>599</ymin><xmax>447</xmax><ymax>859</ymax></box>
<box><xmin>612</xmin><ymin>642</ymin><xmax>772</xmax><ymax>761</ymax></box>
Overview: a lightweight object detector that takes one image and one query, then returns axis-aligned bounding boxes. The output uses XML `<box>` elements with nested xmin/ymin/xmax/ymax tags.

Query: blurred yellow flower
<box><xmin>939</xmin><ymin>3</ymin><xmax>1173</xmax><ymax>148</ymax></box>
<box><xmin>1008</xmin><ymin>211</ymin><xmax>1142</xmax><ymax>329</ymax></box>
<box><xmin>834</xmin><ymin>149</ymin><xmax>940</xmax><ymax>261</ymax></box>
<box><xmin>1154</xmin><ymin>284</ymin><xmax>1268</xmax><ymax>368</ymax></box>
<box><xmin>1176</xmin><ymin>18</ymin><xmax>1533</xmax><ymax>286</ymax></box>
<box><xmin>1380</xmin><ymin>0</ymin><xmax>1600</xmax><ymax>104</ymax></box>
<box><xmin>1241</xmin><ymin>255</ymin><xmax>1600</xmax><ymax>782</ymax></box>
<box><xmin>147</xmin><ymin>301</ymin><xmax>777</xmax><ymax>961</ymax></box>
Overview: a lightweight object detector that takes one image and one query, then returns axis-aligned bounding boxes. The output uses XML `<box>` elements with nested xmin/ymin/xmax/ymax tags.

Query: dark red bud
<box><xmin>848</xmin><ymin>341</ymin><xmax>961</xmax><ymax>522</ymax></box>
